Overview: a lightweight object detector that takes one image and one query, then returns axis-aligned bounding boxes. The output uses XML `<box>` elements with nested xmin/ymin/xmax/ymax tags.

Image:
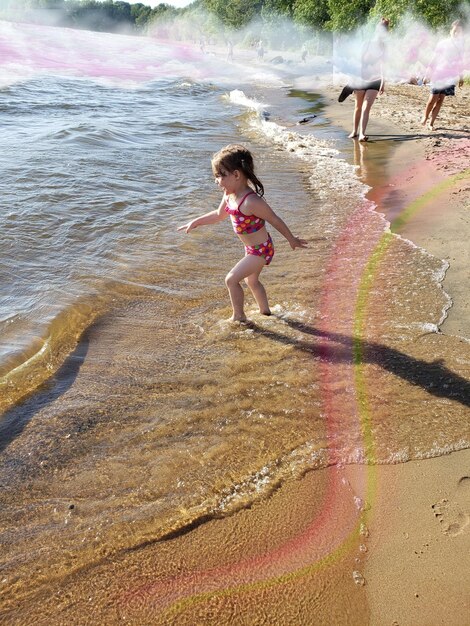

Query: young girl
<box><xmin>178</xmin><ymin>144</ymin><xmax>308</xmax><ymax>322</ymax></box>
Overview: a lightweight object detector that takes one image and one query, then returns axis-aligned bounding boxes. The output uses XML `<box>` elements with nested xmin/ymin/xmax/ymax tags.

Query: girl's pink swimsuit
<box><xmin>225</xmin><ymin>191</ymin><xmax>274</xmax><ymax>265</ymax></box>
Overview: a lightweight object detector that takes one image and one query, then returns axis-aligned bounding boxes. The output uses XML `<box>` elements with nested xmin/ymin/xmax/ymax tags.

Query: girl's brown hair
<box><xmin>211</xmin><ymin>144</ymin><xmax>264</xmax><ymax>196</ymax></box>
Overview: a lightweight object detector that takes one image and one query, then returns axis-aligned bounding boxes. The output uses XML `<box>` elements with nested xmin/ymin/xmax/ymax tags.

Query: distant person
<box><xmin>421</xmin><ymin>20</ymin><xmax>465</xmax><ymax>131</ymax></box>
<box><xmin>301</xmin><ymin>45</ymin><xmax>308</xmax><ymax>63</ymax></box>
<box><xmin>339</xmin><ymin>17</ymin><xmax>390</xmax><ymax>142</ymax></box>
<box><xmin>257</xmin><ymin>40</ymin><xmax>265</xmax><ymax>60</ymax></box>
<box><xmin>177</xmin><ymin>145</ymin><xmax>307</xmax><ymax>322</ymax></box>
<box><xmin>226</xmin><ymin>39</ymin><xmax>234</xmax><ymax>62</ymax></box>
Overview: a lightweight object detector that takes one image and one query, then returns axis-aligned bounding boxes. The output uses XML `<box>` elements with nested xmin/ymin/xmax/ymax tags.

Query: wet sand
<box><xmin>109</xmin><ymin>83</ymin><xmax>470</xmax><ymax>625</ymax></box>
<box><xmin>323</xmin><ymin>81</ymin><xmax>470</xmax><ymax>338</ymax></box>
<box><xmin>9</xmin><ymin>467</ymin><xmax>370</xmax><ymax>625</ymax></box>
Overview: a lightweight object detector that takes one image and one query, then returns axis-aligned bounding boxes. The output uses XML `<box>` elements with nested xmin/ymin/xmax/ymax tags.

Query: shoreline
<box><xmin>319</xmin><ymin>82</ymin><xmax>470</xmax><ymax>339</ymax></box>
<box><xmin>319</xmin><ymin>84</ymin><xmax>470</xmax><ymax>624</ymax></box>
<box><xmin>2</xmin><ymin>57</ymin><xmax>469</xmax><ymax>623</ymax></box>
<box><xmin>42</xmin><ymin>82</ymin><xmax>470</xmax><ymax>624</ymax></box>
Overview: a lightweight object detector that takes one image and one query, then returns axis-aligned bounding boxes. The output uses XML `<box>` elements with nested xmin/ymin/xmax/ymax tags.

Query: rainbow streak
<box><xmin>1</xmin><ymin>17</ymin><xmax>467</xmax><ymax>620</ymax></box>
<box><xmin>125</xmin><ymin>169</ymin><xmax>470</xmax><ymax>619</ymax></box>
<box><xmin>353</xmin><ymin>165</ymin><xmax>469</xmax><ymax>516</ymax></box>
<box><xmin>352</xmin><ymin>232</ymin><xmax>394</xmax><ymax>466</ymax></box>
<box><xmin>0</xmin><ymin>21</ymin><xmax>205</xmax><ymax>86</ymax></box>
<box><xmin>390</xmin><ymin>169</ymin><xmax>470</xmax><ymax>232</ymax></box>
<box><xmin>120</xmin><ymin>463</ymin><xmax>362</xmax><ymax>612</ymax></box>
<box><xmin>157</xmin><ymin>513</ymin><xmax>362</xmax><ymax>623</ymax></box>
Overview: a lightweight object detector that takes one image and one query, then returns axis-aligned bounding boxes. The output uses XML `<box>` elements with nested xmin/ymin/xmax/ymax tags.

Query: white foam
<box><xmin>228</xmin><ymin>89</ymin><xmax>269</xmax><ymax>115</ymax></box>
<box><xmin>241</xmin><ymin>98</ymin><xmax>369</xmax><ymax>206</ymax></box>
<box><xmin>416</xmin><ymin>439</ymin><xmax>470</xmax><ymax>459</ymax></box>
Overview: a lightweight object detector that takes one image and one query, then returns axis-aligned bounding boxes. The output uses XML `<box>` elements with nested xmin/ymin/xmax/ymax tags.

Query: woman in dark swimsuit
<box><xmin>349</xmin><ymin>17</ymin><xmax>389</xmax><ymax>142</ymax></box>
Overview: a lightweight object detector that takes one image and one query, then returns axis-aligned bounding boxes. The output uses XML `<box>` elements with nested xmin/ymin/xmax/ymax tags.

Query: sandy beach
<box><xmin>1</xmin><ymin>31</ymin><xmax>469</xmax><ymax>623</ymax></box>
<box><xmin>323</xmin><ymin>81</ymin><xmax>470</xmax><ymax>625</ymax></box>
<box><xmin>323</xmin><ymin>81</ymin><xmax>470</xmax><ymax>339</ymax></box>
<box><xmin>6</xmin><ymin>80</ymin><xmax>467</xmax><ymax>626</ymax></box>
<box><xmin>136</xmin><ymin>83</ymin><xmax>470</xmax><ymax>626</ymax></box>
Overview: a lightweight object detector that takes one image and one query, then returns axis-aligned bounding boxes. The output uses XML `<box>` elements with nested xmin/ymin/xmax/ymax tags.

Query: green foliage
<box><xmin>261</xmin><ymin>0</ymin><xmax>294</xmax><ymax>19</ymax></box>
<box><xmin>203</xmin><ymin>0</ymin><xmax>263</xmax><ymax>28</ymax></box>
<box><xmin>371</xmin><ymin>0</ymin><xmax>464</xmax><ymax>28</ymax></box>
<box><xmin>326</xmin><ymin>0</ymin><xmax>375</xmax><ymax>31</ymax></box>
<box><xmin>131</xmin><ymin>3</ymin><xmax>153</xmax><ymax>28</ymax></box>
<box><xmin>292</xmin><ymin>0</ymin><xmax>329</xmax><ymax>28</ymax></box>
<box><xmin>413</xmin><ymin>0</ymin><xmax>464</xmax><ymax>28</ymax></box>
<box><xmin>369</xmin><ymin>0</ymin><xmax>410</xmax><ymax>26</ymax></box>
<box><xmin>2</xmin><ymin>0</ymin><xmax>466</xmax><ymax>39</ymax></box>
<box><xmin>0</xmin><ymin>0</ymin><xmax>179</xmax><ymax>32</ymax></box>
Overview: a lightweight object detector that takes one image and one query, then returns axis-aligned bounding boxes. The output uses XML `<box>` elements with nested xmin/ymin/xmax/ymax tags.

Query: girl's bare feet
<box><xmin>358</xmin><ymin>134</ymin><xmax>369</xmax><ymax>142</ymax></box>
<box><xmin>229</xmin><ymin>315</ymin><xmax>247</xmax><ymax>323</ymax></box>
<box><xmin>348</xmin><ymin>132</ymin><xmax>358</xmax><ymax>138</ymax></box>
<box><xmin>420</xmin><ymin>117</ymin><xmax>427</xmax><ymax>126</ymax></box>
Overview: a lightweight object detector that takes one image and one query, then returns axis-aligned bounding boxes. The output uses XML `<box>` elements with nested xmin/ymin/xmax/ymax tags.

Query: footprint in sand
<box><xmin>432</xmin><ymin>476</ymin><xmax>470</xmax><ymax>537</ymax></box>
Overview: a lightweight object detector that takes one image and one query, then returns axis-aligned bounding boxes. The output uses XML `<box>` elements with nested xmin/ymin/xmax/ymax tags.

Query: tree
<box><xmin>261</xmin><ymin>0</ymin><xmax>295</xmax><ymax>19</ymax></box>
<box><xmin>203</xmin><ymin>0</ymin><xmax>263</xmax><ymax>28</ymax></box>
<box><xmin>369</xmin><ymin>0</ymin><xmax>410</xmax><ymax>26</ymax></box>
<box><xmin>113</xmin><ymin>1</ymin><xmax>132</xmax><ymax>23</ymax></box>
<box><xmin>413</xmin><ymin>0</ymin><xmax>464</xmax><ymax>28</ymax></box>
<box><xmin>293</xmin><ymin>0</ymin><xmax>330</xmax><ymax>29</ymax></box>
<box><xmin>327</xmin><ymin>0</ymin><xmax>374</xmax><ymax>31</ymax></box>
<box><xmin>131</xmin><ymin>3</ymin><xmax>153</xmax><ymax>29</ymax></box>
<box><xmin>3</xmin><ymin>0</ymin><xmax>465</xmax><ymax>37</ymax></box>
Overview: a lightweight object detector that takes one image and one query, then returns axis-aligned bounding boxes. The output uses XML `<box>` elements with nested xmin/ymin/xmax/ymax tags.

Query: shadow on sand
<box><xmin>247</xmin><ymin>317</ymin><xmax>470</xmax><ymax>408</ymax></box>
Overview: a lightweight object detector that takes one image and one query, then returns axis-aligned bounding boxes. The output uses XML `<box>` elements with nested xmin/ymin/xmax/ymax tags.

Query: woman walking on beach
<box><xmin>340</xmin><ymin>17</ymin><xmax>389</xmax><ymax>142</ymax></box>
<box><xmin>178</xmin><ymin>145</ymin><xmax>308</xmax><ymax>322</ymax></box>
<box><xmin>421</xmin><ymin>20</ymin><xmax>465</xmax><ymax>131</ymax></box>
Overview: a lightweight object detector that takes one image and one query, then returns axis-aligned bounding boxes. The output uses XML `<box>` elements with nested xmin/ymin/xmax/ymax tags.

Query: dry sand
<box><xmin>359</xmin><ymin>452</ymin><xmax>470</xmax><ymax>626</ymax></box>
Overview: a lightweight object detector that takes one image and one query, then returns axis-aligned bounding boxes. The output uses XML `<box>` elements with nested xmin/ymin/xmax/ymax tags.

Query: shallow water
<box><xmin>1</xmin><ymin>21</ymin><xmax>469</xmax><ymax>617</ymax></box>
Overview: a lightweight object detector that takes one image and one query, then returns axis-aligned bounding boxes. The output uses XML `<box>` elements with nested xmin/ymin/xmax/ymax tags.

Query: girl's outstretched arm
<box><xmin>244</xmin><ymin>195</ymin><xmax>308</xmax><ymax>250</ymax></box>
<box><xmin>178</xmin><ymin>196</ymin><xmax>227</xmax><ymax>233</ymax></box>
